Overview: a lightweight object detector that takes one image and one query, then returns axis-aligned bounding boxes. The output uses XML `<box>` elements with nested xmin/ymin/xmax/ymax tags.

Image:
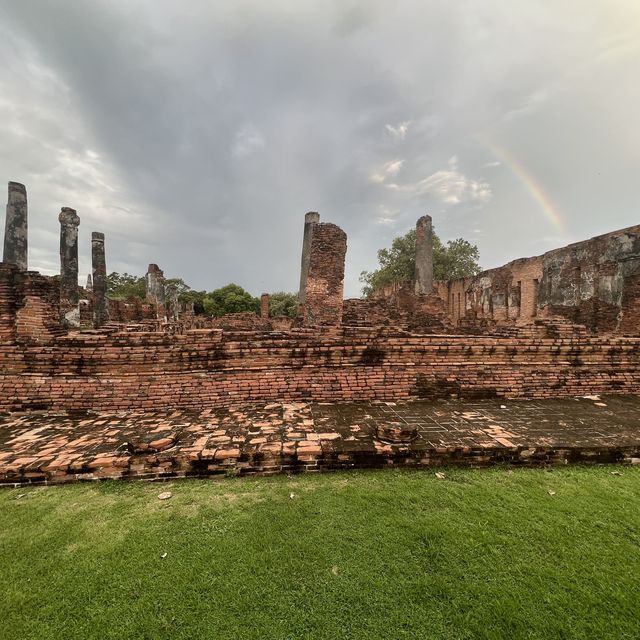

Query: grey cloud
<box><xmin>0</xmin><ymin>0</ymin><xmax>638</xmax><ymax>297</ymax></box>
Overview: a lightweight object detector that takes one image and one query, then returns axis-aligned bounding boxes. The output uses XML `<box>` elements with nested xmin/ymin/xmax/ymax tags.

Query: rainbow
<box><xmin>479</xmin><ymin>136</ymin><xmax>570</xmax><ymax>240</ymax></box>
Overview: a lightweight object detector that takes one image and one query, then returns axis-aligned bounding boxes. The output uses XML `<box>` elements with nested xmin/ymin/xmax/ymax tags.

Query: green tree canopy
<box><xmin>360</xmin><ymin>229</ymin><xmax>481</xmax><ymax>296</ymax></box>
<box><xmin>202</xmin><ymin>284</ymin><xmax>260</xmax><ymax>317</ymax></box>
<box><xmin>268</xmin><ymin>292</ymin><xmax>299</xmax><ymax>318</ymax></box>
<box><xmin>106</xmin><ymin>272</ymin><xmax>146</xmax><ymax>301</ymax></box>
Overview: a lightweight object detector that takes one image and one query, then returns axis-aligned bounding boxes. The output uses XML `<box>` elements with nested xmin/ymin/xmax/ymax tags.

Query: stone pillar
<box><xmin>260</xmin><ymin>293</ymin><xmax>269</xmax><ymax>319</ymax></box>
<box><xmin>414</xmin><ymin>214</ymin><xmax>434</xmax><ymax>295</ymax></box>
<box><xmin>91</xmin><ymin>232</ymin><xmax>109</xmax><ymax>327</ymax></box>
<box><xmin>298</xmin><ymin>212</ymin><xmax>320</xmax><ymax>303</ymax></box>
<box><xmin>3</xmin><ymin>182</ymin><xmax>28</xmax><ymax>270</ymax></box>
<box><xmin>85</xmin><ymin>274</ymin><xmax>93</xmax><ymax>292</ymax></box>
<box><xmin>165</xmin><ymin>284</ymin><xmax>179</xmax><ymax>321</ymax></box>
<box><xmin>302</xmin><ymin>222</ymin><xmax>347</xmax><ymax>326</ymax></box>
<box><xmin>58</xmin><ymin>207</ymin><xmax>80</xmax><ymax>327</ymax></box>
<box><xmin>145</xmin><ymin>263</ymin><xmax>166</xmax><ymax>319</ymax></box>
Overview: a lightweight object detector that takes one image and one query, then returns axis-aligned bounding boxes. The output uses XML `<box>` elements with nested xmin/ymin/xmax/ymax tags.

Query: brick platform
<box><xmin>1</xmin><ymin>395</ymin><xmax>639</xmax><ymax>485</ymax></box>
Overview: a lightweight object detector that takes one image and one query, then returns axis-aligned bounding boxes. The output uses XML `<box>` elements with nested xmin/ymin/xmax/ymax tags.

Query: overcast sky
<box><xmin>0</xmin><ymin>0</ymin><xmax>638</xmax><ymax>297</ymax></box>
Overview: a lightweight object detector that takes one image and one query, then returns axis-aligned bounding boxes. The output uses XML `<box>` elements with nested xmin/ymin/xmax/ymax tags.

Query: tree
<box><xmin>202</xmin><ymin>284</ymin><xmax>260</xmax><ymax>317</ymax></box>
<box><xmin>106</xmin><ymin>272</ymin><xmax>146</xmax><ymax>300</ymax></box>
<box><xmin>178</xmin><ymin>289</ymin><xmax>207</xmax><ymax>315</ymax></box>
<box><xmin>164</xmin><ymin>278</ymin><xmax>192</xmax><ymax>298</ymax></box>
<box><xmin>268</xmin><ymin>292</ymin><xmax>299</xmax><ymax>318</ymax></box>
<box><xmin>360</xmin><ymin>229</ymin><xmax>481</xmax><ymax>296</ymax></box>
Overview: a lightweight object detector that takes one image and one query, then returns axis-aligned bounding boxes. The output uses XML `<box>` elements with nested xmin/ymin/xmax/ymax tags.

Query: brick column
<box><xmin>302</xmin><ymin>223</ymin><xmax>347</xmax><ymax>326</ymax></box>
<box><xmin>59</xmin><ymin>207</ymin><xmax>80</xmax><ymax>327</ymax></box>
<box><xmin>298</xmin><ymin>212</ymin><xmax>320</xmax><ymax>303</ymax></box>
<box><xmin>91</xmin><ymin>232</ymin><xmax>109</xmax><ymax>327</ymax></box>
<box><xmin>165</xmin><ymin>283</ymin><xmax>179</xmax><ymax>321</ymax></box>
<box><xmin>3</xmin><ymin>182</ymin><xmax>28</xmax><ymax>270</ymax></box>
<box><xmin>260</xmin><ymin>293</ymin><xmax>270</xmax><ymax>319</ymax></box>
<box><xmin>414</xmin><ymin>214</ymin><xmax>434</xmax><ymax>295</ymax></box>
<box><xmin>145</xmin><ymin>263</ymin><xmax>166</xmax><ymax>319</ymax></box>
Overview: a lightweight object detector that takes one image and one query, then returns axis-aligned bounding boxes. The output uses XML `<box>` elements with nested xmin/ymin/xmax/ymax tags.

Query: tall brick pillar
<box><xmin>145</xmin><ymin>263</ymin><xmax>166</xmax><ymax>319</ymax></box>
<box><xmin>414</xmin><ymin>214</ymin><xmax>434</xmax><ymax>295</ymax></box>
<box><xmin>91</xmin><ymin>232</ymin><xmax>109</xmax><ymax>327</ymax></box>
<box><xmin>59</xmin><ymin>207</ymin><xmax>80</xmax><ymax>327</ymax></box>
<box><xmin>3</xmin><ymin>182</ymin><xmax>28</xmax><ymax>270</ymax></box>
<box><xmin>298</xmin><ymin>212</ymin><xmax>320</xmax><ymax>303</ymax></box>
<box><xmin>260</xmin><ymin>293</ymin><xmax>270</xmax><ymax>319</ymax></box>
<box><xmin>302</xmin><ymin>223</ymin><xmax>347</xmax><ymax>326</ymax></box>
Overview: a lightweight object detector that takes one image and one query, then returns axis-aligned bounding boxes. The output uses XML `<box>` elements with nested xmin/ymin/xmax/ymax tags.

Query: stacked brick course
<box><xmin>107</xmin><ymin>298</ymin><xmax>158</xmax><ymax>323</ymax></box>
<box><xmin>0</xmin><ymin>263</ymin><xmax>18</xmax><ymax>341</ymax></box>
<box><xmin>13</xmin><ymin>272</ymin><xmax>64</xmax><ymax>342</ymax></box>
<box><xmin>345</xmin><ymin>285</ymin><xmax>451</xmax><ymax>333</ymax></box>
<box><xmin>1</xmin><ymin>326</ymin><xmax>639</xmax><ymax>412</ymax></box>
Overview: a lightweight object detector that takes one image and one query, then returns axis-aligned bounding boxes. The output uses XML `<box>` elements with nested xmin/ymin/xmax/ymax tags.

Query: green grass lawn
<box><xmin>1</xmin><ymin>467</ymin><xmax>639</xmax><ymax>640</ymax></box>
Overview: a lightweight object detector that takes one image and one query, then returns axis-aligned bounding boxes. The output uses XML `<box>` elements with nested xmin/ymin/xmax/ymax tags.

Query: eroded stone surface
<box><xmin>91</xmin><ymin>232</ymin><xmax>109</xmax><ymax>327</ymax></box>
<box><xmin>298</xmin><ymin>211</ymin><xmax>320</xmax><ymax>304</ymax></box>
<box><xmin>3</xmin><ymin>182</ymin><xmax>27</xmax><ymax>271</ymax></box>
<box><xmin>415</xmin><ymin>214</ymin><xmax>433</xmax><ymax>295</ymax></box>
<box><xmin>1</xmin><ymin>396</ymin><xmax>638</xmax><ymax>485</ymax></box>
<box><xmin>59</xmin><ymin>207</ymin><xmax>80</xmax><ymax>327</ymax></box>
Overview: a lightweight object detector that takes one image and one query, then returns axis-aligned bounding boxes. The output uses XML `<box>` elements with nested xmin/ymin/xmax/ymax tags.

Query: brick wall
<box><xmin>0</xmin><ymin>263</ymin><xmax>18</xmax><ymax>342</ymax></box>
<box><xmin>107</xmin><ymin>298</ymin><xmax>158</xmax><ymax>323</ymax></box>
<box><xmin>1</xmin><ymin>327</ymin><xmax>639</xmax><ymax>412</ymax></box>
<box><xmin>347</xmin><ymin>284</ymin><xmax>452</xmax><ymax>333</ymax></box>
<box><xmin>436</xmin><ymin>224</ymin><xmax>640</xmax><ymax>333</ymax></box>
<box><xmin>14</xmin><ymin>272</ymin><xmax>65</xmax><ymax>342</ymax></box>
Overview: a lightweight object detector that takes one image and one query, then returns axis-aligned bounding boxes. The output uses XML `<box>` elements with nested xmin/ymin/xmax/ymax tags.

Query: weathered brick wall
<box><xmin>436</xmin><ymin>256</ymin><xmax>543</xmax><ymax>326</ymax></box>
<box><xmin>107</xmin><ymin>298</ymin><xmax>158</xmax><ymax>323</ymax></box>
<box><xmin>538</xmin><ymin>226</ymin><xmax>640</xmax><ymax>332</ymax></box>
<box><xmin>1</xmin><ymin>327</ymin><xmax>639</xmax><ymax>412</ymax></box>
<box><xmin>270</xmin><ymin>316</ymin><xmax>295</xmax><ymax>331</ymax></box>
<box><xmin>79</xmin><ymin>299</ymin><xmax>93</xmax><ymax>329</ymax></box>
<box><xmin>209</xmin><ymin>312</ymin><xmax>273</xmax><ymax>331</ymax></box>
<box><xmin>1</xmin><ymin>266</ymin><xmax>67</xmax><ymax>342</ymax></box>
<box><xmin>303</xmin><ymin>223</ymin><xmax>347</xmax><ymax>326</ymax></box>
<box><xmin>346</xmin><ymin>285</ymin><xmax>452</xmax><ymax>333</ymax></box>
<box><xmin>13</xmin><ymin>272</ymin><xmax>65</xmax><ymax>343</ymax></box>
<box><xmin>0</xmin><ymin>263</ymin><xmax>18</xmax><ymax>342</ymax></box>
<box><xmin>436</xmin><ymin>225</ymin><xmax>640</xmax><ymax>333</ymax></box>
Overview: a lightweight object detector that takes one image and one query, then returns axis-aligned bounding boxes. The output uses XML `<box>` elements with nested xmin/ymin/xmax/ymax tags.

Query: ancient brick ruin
<box><xmin>435</xmin><ymin>225</ymin><xmax>640</xmax><ymax>335</ymax></box>
<box><xmin>0</xmin><ymin>179</ymin><xmax>639</xmax><ymax>482</ymax></box>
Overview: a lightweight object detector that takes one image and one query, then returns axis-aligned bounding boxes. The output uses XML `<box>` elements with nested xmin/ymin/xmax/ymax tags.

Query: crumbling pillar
<box><xmin>414</xmin><ymin>214</ymin><xmax>434</xmax><ymax>295</ymax></box>
<box><xmin>59</xmin><ymin>207</ymin><xmax>80</xmax><ymax>327</ymax></box>
<box><xmin>85</xmin><ymin>274</ymin><xmax>93</xmax><ymax>292</ymax></box>
<box><xmin>298</xmin><ymin>212</ymin><xmax>320</xmax><ymax>303</ymax></box>
<box><xmin>91</xmin><ymin>232</ymin><xmax>109</xmax><ymax>327</ymax></box>
<box><xmin>260</xmin><ymin>293</ymin><xmax>269</xmax><ymax>319</ymax></box>
<box><xmin>3</xmin><ymin>182</ymin><xmax>28</xmax><ymax>270</ymax></box>
<box><xmin>302</xmin><ymin>222</ymin><xmax>347</xmax><ymax>326</ymax></box>
<box><xmin>165</xmin><ymin>284</ymin><xmax>179</xmax><ymax>321</ymax></box>
<box><xmin>145</xmin><ymin>263</ymin><xmax>166</xmax><ymax>319</ymax></box>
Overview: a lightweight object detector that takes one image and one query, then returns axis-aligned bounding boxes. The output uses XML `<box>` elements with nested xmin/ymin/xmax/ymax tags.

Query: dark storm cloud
<box><xmin>0</xmin><ymin>0</ymin><xmax>638</xmax><ymax>296</ymax></box>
